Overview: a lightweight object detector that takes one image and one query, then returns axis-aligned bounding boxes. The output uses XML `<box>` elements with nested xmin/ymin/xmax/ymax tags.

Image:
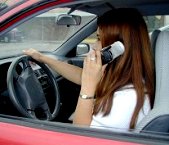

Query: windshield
<box><xmin>0</xmin><ymin>7</ymin><xmax>96</xmax><ymax>58</ymax></box>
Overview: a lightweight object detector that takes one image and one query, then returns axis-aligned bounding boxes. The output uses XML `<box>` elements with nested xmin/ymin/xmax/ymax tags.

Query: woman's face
<box><xmin>92</xmin><ymin>28</ymin><xmax>102</xmax><ymax>51</ymax></box>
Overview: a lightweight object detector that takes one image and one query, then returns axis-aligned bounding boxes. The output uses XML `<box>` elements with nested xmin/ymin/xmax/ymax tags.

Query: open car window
<box><xmin>145</xmin><ymin>15</ymin><xmax>169</xmax><ymax>32</ymax></box>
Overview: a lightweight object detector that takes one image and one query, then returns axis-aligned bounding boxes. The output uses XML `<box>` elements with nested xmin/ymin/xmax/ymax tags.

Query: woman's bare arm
<box><xmin>40</xmin><ymin>55</ymin><xmax>82</xmax><ymax>85</ymax></box>
<box><xmin>23</xmin><ymin>49</ymin><xmax>82</xmax><ymax>85</ymax></box>
<box><xmin>73</xmin><ymin>50</ymin><xmax>104</xmax><ymax>126</ymax></box>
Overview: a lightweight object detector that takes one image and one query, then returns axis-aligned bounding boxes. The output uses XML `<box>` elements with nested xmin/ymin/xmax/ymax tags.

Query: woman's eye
<box><xmin>96</xmin><ymin>34</ymin><xmax>100</xmax><ymax>41</ymax></box>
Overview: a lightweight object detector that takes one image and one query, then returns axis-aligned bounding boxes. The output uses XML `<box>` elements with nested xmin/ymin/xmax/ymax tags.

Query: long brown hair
<box><xmin>93</xmin><ymin>8</ymin><xmax>155</xmax><ymax>129</ymax></box>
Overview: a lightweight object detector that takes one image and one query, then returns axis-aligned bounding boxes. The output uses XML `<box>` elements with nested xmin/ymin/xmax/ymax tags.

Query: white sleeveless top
<box><xmin>90</xmin><ymin>84</ymin><xmax>150</xmax><ymax>131</ymax></box>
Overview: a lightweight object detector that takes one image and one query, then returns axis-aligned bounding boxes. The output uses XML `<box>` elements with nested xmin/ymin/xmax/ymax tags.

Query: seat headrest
<box><xmin>154</xmin><ymin>30</ymin><xmax>169</xmax><ymax>108</ymax></box>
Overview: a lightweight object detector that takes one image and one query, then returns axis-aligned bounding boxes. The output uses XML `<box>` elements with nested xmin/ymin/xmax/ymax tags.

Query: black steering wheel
<box><xmin>7</xmin><ymin>55</ymin><xmax>60</xmax><ymax>120</ymax></box>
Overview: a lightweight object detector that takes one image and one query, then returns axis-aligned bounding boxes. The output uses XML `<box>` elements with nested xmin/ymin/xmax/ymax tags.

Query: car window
<box><xmin>0</xmin><ymin>7</ymin><xmax>96</xmax><ymax>58</ymax></box>
<box><xmin>145</xmin><ymin>15</ymin><xmax>169</xmax><ymax>32</ymax></box>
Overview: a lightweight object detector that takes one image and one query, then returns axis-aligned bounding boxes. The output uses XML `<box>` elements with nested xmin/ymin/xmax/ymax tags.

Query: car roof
<box><xmin>1</xmin><ymin>0</ymin><xmax>169</xmax><ymax>16</ymax></box>
<box><xmin>71</xmin><ymin>0</ymin><xmax>169</xmax><ymax>16</ymax></box>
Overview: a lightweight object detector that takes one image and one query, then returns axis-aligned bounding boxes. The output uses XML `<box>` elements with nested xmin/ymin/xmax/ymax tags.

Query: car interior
<box><xmin>1</xmin><ymin>0</ymin><xmax>169</xmax><ymax>139</ymax></box>
<box><xmin>136</xmin><ymin>30</ymin><xmax>169</xmax><ymax>135</ymax></box>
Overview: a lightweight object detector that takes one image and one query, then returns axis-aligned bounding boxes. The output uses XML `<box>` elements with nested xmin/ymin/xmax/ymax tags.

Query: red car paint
<box><xmin>0</xmin><ymin>0</ymin><xmax>39</xmax><ymax>22</ymax></box>
<box><xmin>0</xmin><ymin>122</ymin><xmax>142</xmax><ymax>145</ymax></box>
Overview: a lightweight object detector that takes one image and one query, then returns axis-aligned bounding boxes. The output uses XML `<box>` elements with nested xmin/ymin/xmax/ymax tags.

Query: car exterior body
<box><xmin>0</xmin><ymin>0</ymin><xmax>169</xmax><ymax>145</ymax></box>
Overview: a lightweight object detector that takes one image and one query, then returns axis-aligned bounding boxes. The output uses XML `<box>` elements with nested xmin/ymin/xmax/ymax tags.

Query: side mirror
<box><xmin>56</xmin><ymin>14</ymin><xmax>81</xmax><ymax>25</ymax></box>
<box><xmin>76</xmin><ymin>43</ymin><xmax>90</xmax><ymax>56</ymax></box>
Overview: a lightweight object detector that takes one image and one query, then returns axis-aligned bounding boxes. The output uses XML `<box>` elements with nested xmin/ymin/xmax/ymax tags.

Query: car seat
<box><xmin>150</xmin><ymin>29</ymin><xmax>161</xmax><ymax>58</ymax></box>
<box><xmin>135</xmin><ymin>30</ymin><xmax>169</xmax><ymax>135</ymax></box>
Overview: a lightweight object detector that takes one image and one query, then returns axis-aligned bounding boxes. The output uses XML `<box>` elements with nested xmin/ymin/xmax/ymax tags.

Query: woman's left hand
<box><xmin>80</xmin><ymin>50</ymin><xmax>106</xmax><ymax>96</ymax></box>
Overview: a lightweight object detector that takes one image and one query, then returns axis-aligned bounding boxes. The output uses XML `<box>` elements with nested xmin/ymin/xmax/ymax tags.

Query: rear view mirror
<box><xmin>56</xmin><ymin>14</ymin><xmax>81</xmax><ymax>25</ymax></box>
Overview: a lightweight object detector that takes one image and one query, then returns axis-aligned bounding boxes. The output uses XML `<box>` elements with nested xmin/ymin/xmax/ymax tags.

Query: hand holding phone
<box><xmin>101</xmin><ymin>41</ymin><xmax>125</xmax><ymax>65</ymax></box>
